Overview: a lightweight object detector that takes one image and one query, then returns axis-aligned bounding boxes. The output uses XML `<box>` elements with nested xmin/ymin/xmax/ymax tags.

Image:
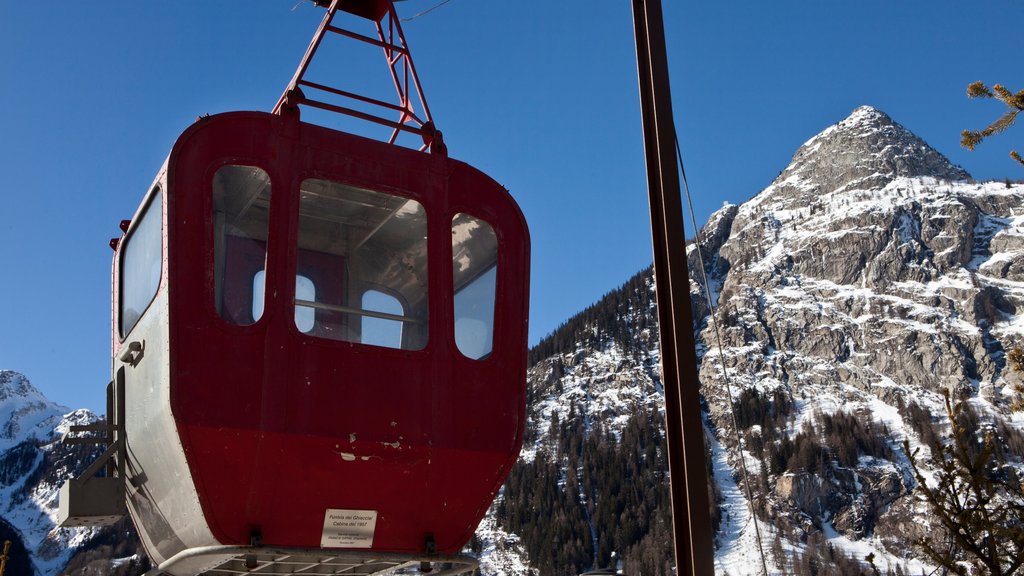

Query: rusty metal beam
<box><xmin>630</xmin><ymin>1</ymin><xmax>714</xmax><ymax>574</ymax></box>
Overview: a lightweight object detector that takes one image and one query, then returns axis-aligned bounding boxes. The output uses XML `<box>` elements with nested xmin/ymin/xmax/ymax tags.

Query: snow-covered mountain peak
<box><xmin>0</xmin><ymin>371</ymin><xmax>68</xmax><ymax>454</ymax></box>
<box><xmin>1</xmin><ymin>370</ymin><xmax>41</xmax><ymax>402</ymax></box>
<box><xmin>0</xmin><ymin>372</ymin><xmax>110</xmax><ymax>575</ymax></box>
<box><xmin>846</xmin><ymin>104</ymin><xmax>887</xmax><ymax>121</ymax></box>
<box><xmin>835</xmin><ymin>104</ymin><xmax>893</xmax><ymax>131</ymax></box>
<box><xmin>756</xmin><ymin>106</ymin><xmax>970</xmax><ymax>211</ymax></box>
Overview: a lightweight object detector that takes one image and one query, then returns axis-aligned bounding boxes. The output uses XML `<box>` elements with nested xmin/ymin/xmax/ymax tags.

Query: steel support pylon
<box><xmin>631</xmin><ymin>1</ymin><xmax>715</xmax><ymax>574</ymax></box>
<box><xmin>273</xmin><ymin>0</ymin><xmax>445</xmax><ymax>154</ymax></box>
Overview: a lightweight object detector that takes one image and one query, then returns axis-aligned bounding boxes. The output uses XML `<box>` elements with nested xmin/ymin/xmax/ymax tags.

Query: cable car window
<box><xmin>213</xmin><ymin>165</ymin><xmax>272</xmax><ymax>325</ymax></box>
<box><xmin>361</xmin><ymin>290</ymin><xmax>404</xmax><ymax>348</ymax></box>
<box><xmin>295</xmin><ymin>275</ymin><xmax>316</xmax><ymax>332</ymax></box>
<box><xmin>452</xmin><ymin>213</ymin><xmax>498</xmax><ymax>360</ymax></box>
<box><xmin>296</xmin><ymin>178</ymin><xmax>428</xmax><ymax>350</ymax></box>
<box><xmin>253</xmin><ymin>271</ymin><xmax>316</xmax><ymax>332</ymax></box>
<box><xmin>120</xmin><ymin>188</ymin><xmax>163</xmax><ymax>338</ymax></box>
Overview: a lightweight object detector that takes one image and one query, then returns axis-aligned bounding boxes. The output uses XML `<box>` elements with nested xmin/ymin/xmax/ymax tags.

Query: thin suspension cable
<box><xmin>674</xmin><ymin>132</ymin><xmax>771</xmax><ymax>576</ymax></box>
<box><xmin>401</xmin><ymin>0</ymin><xmax>453</xmax><ymax>22</ymax></box>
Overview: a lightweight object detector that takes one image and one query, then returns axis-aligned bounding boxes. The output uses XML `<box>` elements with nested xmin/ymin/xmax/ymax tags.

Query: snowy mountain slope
<box><xmin>693</xmin><ymin>108</ymin><xmax>1024</xmax><ymax>574</ymax></box>
<box><xmin>0</xmin><ymin>371</ymin><xmax>68</xmax><ymax>454</ymax></box>
<box><xmin>0</xmin><ymin>370</ymin><xmax>123</xmax><ymax>575</ymax></box>
<box><xmin>484</xmin><ymin>106</ymin><xmax>1024</xmax><ymax>575</ymax></box>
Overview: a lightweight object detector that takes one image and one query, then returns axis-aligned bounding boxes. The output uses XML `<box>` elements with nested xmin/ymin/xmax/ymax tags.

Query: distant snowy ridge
<box><xmin>0</xmin><ymin>370</ymin><xmax>106</xmax><ymax>575</ymax></box>
<box><xmin>0</xmin><ymin>371</ymin><xmax>68</xmax><ymax>454</ymax></box>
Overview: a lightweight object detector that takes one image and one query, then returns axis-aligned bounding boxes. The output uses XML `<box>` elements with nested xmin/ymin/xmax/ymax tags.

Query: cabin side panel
<box><xmin>113</xmin><ymin>171</ymin><xmax>221</xmax><ymax>569</ymax></box>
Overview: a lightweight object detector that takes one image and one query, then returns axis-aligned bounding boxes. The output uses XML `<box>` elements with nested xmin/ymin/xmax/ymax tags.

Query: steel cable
<box><xmin>674</xmin><ymin>132</ymin><xmax>771</xmax><ymax>576</ymax></box>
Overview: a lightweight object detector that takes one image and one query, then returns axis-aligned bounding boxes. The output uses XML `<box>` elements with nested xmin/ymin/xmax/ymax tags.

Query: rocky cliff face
<box><xmin>690</xmin><ymin>106</ymin><xmax>1024</xmax><ymax>573</ymax></box>
<box><xmin>0</xmin><ymin>371</ymin><xmax>102</xmax><ymax>575</ymax></box>
<box><xmin>700</xmin><ymin>106</ymin><xmax>1019</xmax><ymax>569</ymax></box>
<box><xmin>0</xmin><ymin>372</ymin><xmax>67</xmax><ymax>454</ymax></box>
<box><xmin>701</xmin><ymin>105</ymin><xmax>1022</xmax><ymax>400</ymax></box>
<box><xmin>770</xmin><ymin>106</ymin><xmax>970</xmax><ymax>198</ymax></box>
<box><xmin>487</xmin><ymin>106</ymin><xmax>1024</xmax><ymax>574</ymax></box>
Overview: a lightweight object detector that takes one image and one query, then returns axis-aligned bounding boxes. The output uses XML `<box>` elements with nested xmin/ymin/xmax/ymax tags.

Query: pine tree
<box><xmin>961</xmin><ymin>81</ymin><xmax>1024</xmax><ymax>167</ymax></box>
<box><xmin>904</xmin><ymin>391</ymin><xmax>1024</xmax><ymax>575</ymax></box>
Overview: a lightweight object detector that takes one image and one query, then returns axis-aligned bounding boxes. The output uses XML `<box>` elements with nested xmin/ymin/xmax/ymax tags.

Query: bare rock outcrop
<box><xmin>693</xmin><ymin>105</ymin><xmax>1024</xmax><ymax>563</ymax></box>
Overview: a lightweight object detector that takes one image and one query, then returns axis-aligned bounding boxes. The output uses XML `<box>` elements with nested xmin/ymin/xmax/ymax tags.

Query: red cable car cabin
<box><xmin>110</xmin><ymin>110</ymin><xmax>529</xmax><ymax>573</ymax></box>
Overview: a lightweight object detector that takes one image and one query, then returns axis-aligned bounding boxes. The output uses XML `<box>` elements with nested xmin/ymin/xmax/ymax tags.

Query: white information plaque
<box><xmin>320</xmin><ymin>508</ymin><xmax>378</xmax><ymax>548</ymax></box>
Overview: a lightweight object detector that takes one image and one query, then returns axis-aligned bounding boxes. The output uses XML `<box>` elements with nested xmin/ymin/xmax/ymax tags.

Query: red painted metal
<box><xmin>113</xmin><ymin>111</ymin><xmax>529</xmax><ymax>558</ymax></box>
<box><xmin>313</xmin><ymin>0</ymin><xmax>393</xmax><ymax>22</ymax></box>
<box><xmin>274</xmin><ymin>0</ymin><xmax>443</xmax><ymax>153</ymax></box>
<box><xmin>102</xmin><ymin>1</ymin><xmax>529</xmax><ymax>569</ymax></box>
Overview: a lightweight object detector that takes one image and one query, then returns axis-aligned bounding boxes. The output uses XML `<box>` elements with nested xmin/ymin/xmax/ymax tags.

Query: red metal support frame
<box><xmin>273</xmin><ymin>0</ymin><xmax>445</xmax><ymax>154</ymax></box>
<box><xmin>631</xmin><ymin>0</ymin><xmax>715</xmax><ymax>574</ymax></box>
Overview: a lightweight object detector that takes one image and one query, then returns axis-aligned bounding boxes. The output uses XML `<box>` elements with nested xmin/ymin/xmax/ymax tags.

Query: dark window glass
<box><xmin>120</xmin><ymin>188</ymin><xmax>163</xmax><ymax>337</ymax></box>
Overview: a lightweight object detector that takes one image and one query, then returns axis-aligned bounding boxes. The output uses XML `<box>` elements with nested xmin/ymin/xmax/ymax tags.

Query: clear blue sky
<box><xmin>1</xmin><ymin>1</ymin><xmax>1021</xmax><ymax>413</ymax></box>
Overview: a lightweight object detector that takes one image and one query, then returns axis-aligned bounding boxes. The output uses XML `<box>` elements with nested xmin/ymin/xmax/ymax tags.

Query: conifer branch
<box><xmin>906</xmin><ymin>390</ymin><xmax>1024</xmax><ymax>574</ymax></box>
<box><xmin>961</xmin><ymin>129</ymin><xmax>984</xmax><ymax>151</ymax></box>
<box><xmin>968</xmin><ymin>81</ymin><xmax>994</xmax><ymax>99</ymax></box>
<box><xmin>1011</xmin><ymin>348</ymin><xmax>1024</xmax><ymax>373</ymax></box>
<box><xmin>994</xmin><ymin>84</ymin><xmax>1016</xmax><ymax>103</ymax></box>
<box><xmin>1011</xmin><ymin>347</ymin><xmax>1024</xmax><ymax>411</ymax></box>
<box><xmin>962</xmin><ymin>81</ymin><xmax>1024</xmax><ymax>168</ymax></box>
<box><xmin>986</xmin><ymin>109</ymin><xmax>1020</xmax><ymax>137</ymax></box>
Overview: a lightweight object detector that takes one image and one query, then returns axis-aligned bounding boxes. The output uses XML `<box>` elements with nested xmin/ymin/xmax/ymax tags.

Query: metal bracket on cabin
<box><xmin>58</xmin><ymin>373</ymin><xmax>128</xmax><ymax>527</ymax></box>
<box><xmin>119</xmin><ymin>340</ymin><xmax>145</xmax><ymax>368</ymax></box>
<box><xmin>272</xmin><ymin>0</ymin><xmax>446</xmax><ymax>154</ymax></box>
